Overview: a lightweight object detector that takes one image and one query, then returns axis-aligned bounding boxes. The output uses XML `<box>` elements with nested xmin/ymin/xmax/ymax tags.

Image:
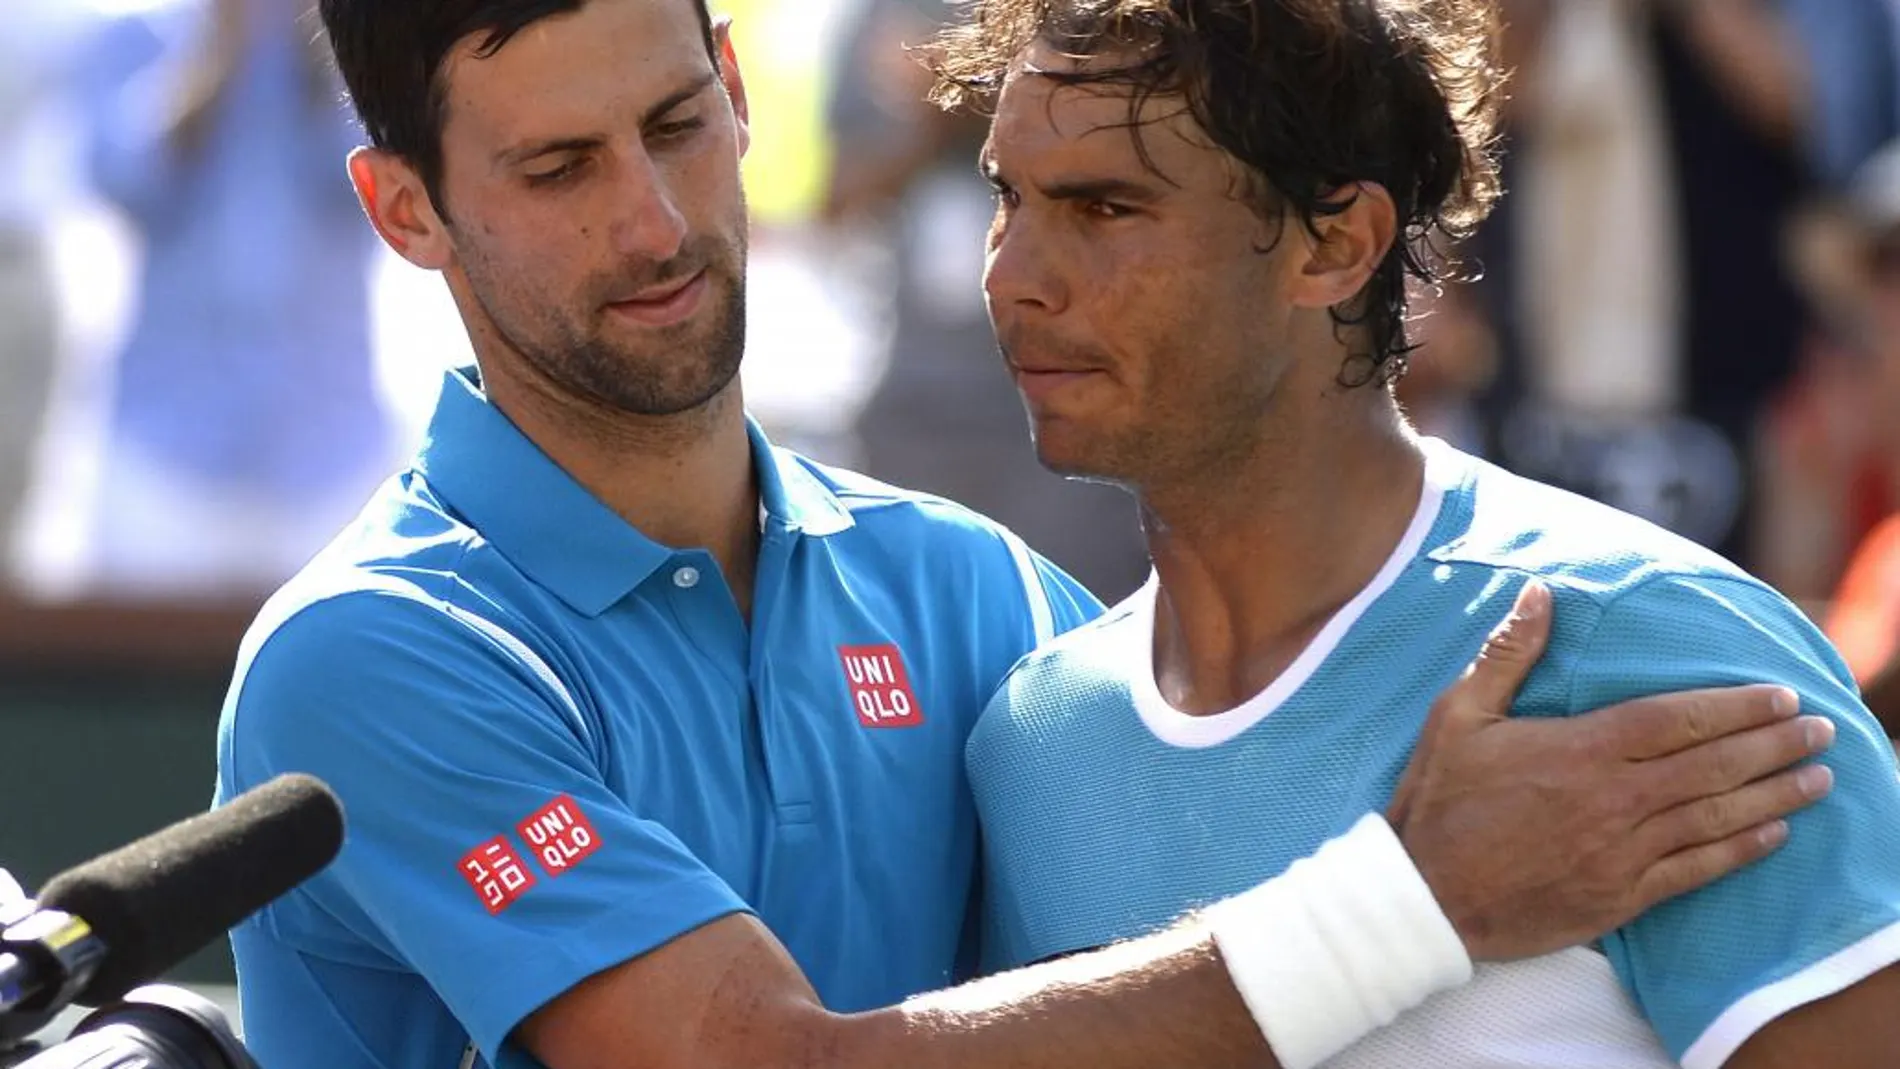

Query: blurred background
<box><xmin>5</xmin><ymin>0</ymin><xmax>1900</xmax><ymax>989</ymax></box>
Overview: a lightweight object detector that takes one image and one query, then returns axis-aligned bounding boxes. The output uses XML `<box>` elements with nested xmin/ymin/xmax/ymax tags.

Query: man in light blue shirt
<box><xmin>947</xmin><ymin>0</ymin><xmax>1900</xmax><ymax>1065</ymax></box>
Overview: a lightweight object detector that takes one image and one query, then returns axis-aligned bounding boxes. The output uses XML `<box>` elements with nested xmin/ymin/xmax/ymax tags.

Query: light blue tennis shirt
<box><xmin>971</xmin><ymin>439</ymin><xmax>1900</xmax><ymax>1069</ymax></box>
<box><xmin>215</xmin><ymin>367</ymin><xmax>1100</xmax><ymax>1069</ymax></box>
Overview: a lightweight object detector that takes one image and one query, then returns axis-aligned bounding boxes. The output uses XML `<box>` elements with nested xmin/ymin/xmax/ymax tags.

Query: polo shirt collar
<box><xmin>414</xmin><ymin>367</ymin><xmax>854</xmax><ymax>617</ymax></box>
<box><xmin>757</xmin><ymin>425</ymin><xmax>853</xmax><ymax>539</ymax></box>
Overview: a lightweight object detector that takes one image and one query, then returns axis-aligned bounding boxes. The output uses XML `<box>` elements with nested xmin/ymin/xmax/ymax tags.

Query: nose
<box><xmin>983</xmin><ymin>208</ymin><xmax>1068</xmax><ymax>318</ymax></box>
<box><xmin>609</xmin><ymin>149</ymin><xmax>689</xmax><ymax>264</ymax></box>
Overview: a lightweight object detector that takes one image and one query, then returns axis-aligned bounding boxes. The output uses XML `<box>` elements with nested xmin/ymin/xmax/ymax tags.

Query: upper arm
<box><xmin>220</xmin><ymin>589</ymin><xmax>751</xmax><ymax>1066</ymax></box>
<box><xmin>1562</xmin><ymin>574</ymin><xmax>1900</xmax><ymax>1067</ymax></box>
<box><xmin>1724</xmin><ymin>963</ymin><xmax>1900</xmax><ymax>1068</ymax></box>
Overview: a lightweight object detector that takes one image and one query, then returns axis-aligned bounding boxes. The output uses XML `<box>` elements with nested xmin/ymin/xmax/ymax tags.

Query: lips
<box><xmin>1010</xmin><ymin>365</ymin><xmax>1104</xmax><ymax>407</ymax></box>
<box><xmin>605</xmin><ymin>269</ymin><xmax>708</xmax><ymax>328</ymax></box>
<box><xmin>1008</xmin><ymin>361</ymin><xmax>1099</xmax><ymax>376</ymax></box>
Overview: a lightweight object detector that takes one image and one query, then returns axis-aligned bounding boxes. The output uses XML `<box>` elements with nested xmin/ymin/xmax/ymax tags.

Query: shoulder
<box><xmin>972</xmin><ymin>588</ymin><xmax>1147</xmax><ymax>740</ymax></box>
<box><xmin>791</xmin><ymin>450</ymin><xmax>1035</xmax><ymax>548</ymax></box>
<box><xmin>227</xmin><ymin>475</ymin><xmax>585</xmax><ymax>751</ymax></box>
<box><xmin>1396</xmin><ymin>444</ymin><xmax>1854</xmax><ymax>719</ymax></box>
<box><xmin>1422</xmin><ymin>446</ymin><xmax>1811</xmax><ymax>654</ymax></box>
<box><xmin>779</xmin><ymin>448</ymin><xmax>1106</xmax><ymax>624</ymax></box>
<box><xmin>243</xmin><ymin>471</ymin><xmax>524</xmax><ymax>656</ymax></box>
<box><xmin>1429</xmin><ymin>445</ymin><xmax>1755</xmax><ymax>605</ymax></box>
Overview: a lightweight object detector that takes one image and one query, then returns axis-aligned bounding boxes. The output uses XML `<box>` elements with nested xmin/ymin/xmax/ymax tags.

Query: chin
<box><xmin>1029</xmin><ymin>424</ymin><xmax>1120</xmax><ymax>483</ymax></box>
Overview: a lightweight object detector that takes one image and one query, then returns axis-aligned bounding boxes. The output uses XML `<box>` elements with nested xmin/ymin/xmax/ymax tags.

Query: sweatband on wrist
<box><xmin>1203</xmin><ymin>813</ymin><xmax>1473</xmax><ymax>1069</ymax></box>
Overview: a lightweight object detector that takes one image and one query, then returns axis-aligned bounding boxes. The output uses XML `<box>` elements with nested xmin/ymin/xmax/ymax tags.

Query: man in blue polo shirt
<box><xmin>220</xmin><ymin>364</ymin><xmax>1092</xmax><ymax>1062</ymax></box>
<box><xmin>213</xmin><ymin>1</ymin><xmax>1835</xmax><ymax>1067</ymax></box>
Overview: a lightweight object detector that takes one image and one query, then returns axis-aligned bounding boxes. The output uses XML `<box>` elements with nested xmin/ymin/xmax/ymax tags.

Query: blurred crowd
<box><xmin>6</xmin><ymin>0</ymin><xmax>1900</xmax><ymax>682</ymax></box>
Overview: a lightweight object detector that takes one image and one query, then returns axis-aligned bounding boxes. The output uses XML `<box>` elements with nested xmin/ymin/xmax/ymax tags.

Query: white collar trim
<box><xmin>1129</xmin><ymin>441</ymin><xmax>1455</xmax><ymax>749</ymax></box>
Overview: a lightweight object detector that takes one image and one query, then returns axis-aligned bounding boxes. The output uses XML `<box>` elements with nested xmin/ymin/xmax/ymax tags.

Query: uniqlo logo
<box><xmin>839</xmin><ymin>644</ymin><xmax>924</xmax><ymax>728</ymax></box>
<box><xmin>518</xmin><ymin>796</ymin><xmax>602</xmax><ymax>876</ymax></box>
<box><xmin>459</xmin><ymin>837</ymin><xmax>536</xmax><ymax>914</ymax></box>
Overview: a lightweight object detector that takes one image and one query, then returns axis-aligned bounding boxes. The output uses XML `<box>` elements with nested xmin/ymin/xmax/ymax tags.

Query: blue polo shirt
<box><xmin>214</xmin><ymin>367</ymin><xmax>1102</xmax><ymax>1069</ymax></box>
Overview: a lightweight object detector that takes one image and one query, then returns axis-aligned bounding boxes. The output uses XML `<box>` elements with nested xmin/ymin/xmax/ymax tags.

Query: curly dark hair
<box><xmin>928</xmin><ymin>0</ymin><xmax>1504</xmax><ymax>386</ymax></box>
<box><xmin>318</xmin><ymin>0</ymin><xmax>716</xmax><ymax>219</ymax></box>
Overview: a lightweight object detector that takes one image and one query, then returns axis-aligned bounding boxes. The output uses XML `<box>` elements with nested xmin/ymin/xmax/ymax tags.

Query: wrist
<box><xmin>1203</xmin><ymin>814</ymin><xmax>1473</xmax><ymax>1069</ymax></box>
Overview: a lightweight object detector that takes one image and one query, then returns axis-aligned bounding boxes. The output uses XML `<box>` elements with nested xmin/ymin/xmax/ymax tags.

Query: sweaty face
<box><xmin>435</xmin><ymin>0</ymin><xmax>749</xmax><ymax>416</ymax></box>
<box><xmin>981</xmin><ymin>44</ymin><xmax>1299</xmax><ymax>485</ymax></box>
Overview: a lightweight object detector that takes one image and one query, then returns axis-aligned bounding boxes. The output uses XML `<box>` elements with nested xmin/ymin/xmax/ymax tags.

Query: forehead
<box><xmin>987</xmin><ymin>41</ymin><xmax>1225</xmax><ymax>184</ymax></box>
<box><xmin>438</xmin><ymin>0</ymin><xmax>711</xmax><ymax>146</ymax></box>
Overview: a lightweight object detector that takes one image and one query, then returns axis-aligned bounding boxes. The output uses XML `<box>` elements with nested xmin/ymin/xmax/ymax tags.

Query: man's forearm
<box><xmin>839</xmin><ymin>923</ymin><xmax>1276</xmax><ymax>1069</ymax></box>
<box><xmin>826</xmin><ymin>815</ymin><xmax>1471</xmax><ymax>1069</ymax></box>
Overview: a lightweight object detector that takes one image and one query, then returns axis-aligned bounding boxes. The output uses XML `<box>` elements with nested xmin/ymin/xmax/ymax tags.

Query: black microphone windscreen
<box><xmin>37</xmin><ymin>772</ymin><xmax>346</xmax><ymax>1005</ymax></box>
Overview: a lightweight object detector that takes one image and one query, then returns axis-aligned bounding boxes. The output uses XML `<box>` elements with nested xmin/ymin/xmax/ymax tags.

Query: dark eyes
<box><xmin>987</xmin><ymin>179</ymin><xmax>1135</xmax><ymax>221</ymax></box>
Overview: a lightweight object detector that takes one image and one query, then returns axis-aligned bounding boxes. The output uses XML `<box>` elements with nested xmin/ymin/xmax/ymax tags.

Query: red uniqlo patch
<box><xmin>839</xmin><ymin>644</ymin><xmax>925</xmax><ymax>728</ymax></box>
<box><xmin>518</xmin><ymin>795</ymin><xmax>602</xmax><ymax>877</ymax></box>
<box><xmin>459</xmin><ymin>836</ymin><xmax>536</xmax><ymax>914</ymax></box>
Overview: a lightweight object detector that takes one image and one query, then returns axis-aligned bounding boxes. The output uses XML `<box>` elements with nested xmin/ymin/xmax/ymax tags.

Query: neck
<box><xmin>482</xmin><ymin>360</ymin><xmax>761</xmax><ymax>615</ymax></box>
<box><xmin>1140</xmin><ymin>387</ymin><xmax>1426</xmax><ymax>716</ymax></box>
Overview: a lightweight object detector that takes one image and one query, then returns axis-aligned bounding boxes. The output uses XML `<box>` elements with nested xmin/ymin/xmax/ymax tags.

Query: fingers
<box><xmin>1388</xmin><ymin>581</ymin><xmax>1552</xmax><ymax>826</ymax></box>
<box><xmin>1441</xmin><ymin>580</ymin><xmax>1554</xmax><ymax>730</ymax></box>
<box><xmin>1599</xmin><ymin>684</ymin><xmax>1801</xmax><ymax>762</ymax></box>
<box><xmin>1635</xmin><ymin>762</ymin><xmax>1834</xmax><ymax>860</ymax></box>
<box><xmin>1631</xmin><ymin>820</ymin><xmax>1793</xmax><ymax>916</ymax></box>
<box><xmin>1640</xmin><ymin>714</ymin><xmax>1836</xmax><ymax>811</ymax></box>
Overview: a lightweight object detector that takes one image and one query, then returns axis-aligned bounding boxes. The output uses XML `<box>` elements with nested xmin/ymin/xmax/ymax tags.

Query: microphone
<box><xmin>0</xmin><ymin>773</ymin><xmax>345</xmax><ymax>1021</ymax></box>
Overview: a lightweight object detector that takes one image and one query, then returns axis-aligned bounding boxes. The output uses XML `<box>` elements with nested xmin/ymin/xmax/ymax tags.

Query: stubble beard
<box><xmin>461</xmin><ymin>227</ymin><xmax>750</xmax><ymax>420</ymax></box>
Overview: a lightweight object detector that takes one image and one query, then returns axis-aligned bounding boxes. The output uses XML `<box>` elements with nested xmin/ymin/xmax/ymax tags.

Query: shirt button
<box><xmin>673</xmin><ymin>566</ymin><xmax>701</xmax><ymax>589</ymax></box>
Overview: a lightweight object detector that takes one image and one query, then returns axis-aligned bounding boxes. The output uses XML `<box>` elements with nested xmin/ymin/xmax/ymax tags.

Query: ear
<box><xmin>348</xmin><ymin>146</ymin><xmax>455</xmax><ymax>271</ymax></box>
<box><xmin>1284</xmin><ymin>182</ymin><xmax>1399</xmax><ymax>312</ymax></box>
<box><xmin>711</xmin><ymin>16</ymin><xmax>751</xmax><ymax>158</ymax></box>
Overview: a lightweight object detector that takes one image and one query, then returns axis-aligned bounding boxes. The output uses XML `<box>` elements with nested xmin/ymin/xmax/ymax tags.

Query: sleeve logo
<box><xmin>459</xmin><ymin>837</ymin><xmax>537</xmax><ymax>914</ymax></box>
<box><xmin>518</xmin><ymin>795</ymin><xmax>602</xmax><ymax>875</ymax></box>
<box><xmin>839</xmin><ymin>644</ymin><xmax>925</xmax><ymax>728</ymax></box>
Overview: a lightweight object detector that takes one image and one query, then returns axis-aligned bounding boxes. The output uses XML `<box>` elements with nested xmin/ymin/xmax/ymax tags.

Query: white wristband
<box><xmin>1203</xmin><ymin>813</ymin><xmax>1473</xmax><ymax>1069</ymax></box>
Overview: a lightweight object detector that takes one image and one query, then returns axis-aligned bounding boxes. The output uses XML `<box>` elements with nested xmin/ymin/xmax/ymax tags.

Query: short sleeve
<box><xmin>218</xmin><ymin>587</ymin><xmax>750</xmax><ymax>1065</ymax></box>
<box><xmin>1564</xmin><ymin>573</ymin><xmax>1900</xmax><ymax>1068</ymax></box>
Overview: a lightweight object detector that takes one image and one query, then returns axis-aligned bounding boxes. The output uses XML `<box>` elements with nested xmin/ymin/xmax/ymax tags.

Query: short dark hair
<box><xmin>318</xmin><ymin>0</ymin><xmax>717</xmax><ymax>215</ymax></box>
<box><xmin>929</xmin><ymin>0</ymin><xmax>1504</xmax><ymax>385</ymax></box>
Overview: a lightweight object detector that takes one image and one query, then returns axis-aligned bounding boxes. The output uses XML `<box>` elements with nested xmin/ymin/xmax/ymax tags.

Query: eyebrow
<box><xmin>979</xmin><ymin>155</ymin><xmax>1163</xmax><ymax>205</ymax></box>
<box><xmin>494</xmin><ymin>70</ymin><xmax>720</xmax><ymax>167</ymax></box>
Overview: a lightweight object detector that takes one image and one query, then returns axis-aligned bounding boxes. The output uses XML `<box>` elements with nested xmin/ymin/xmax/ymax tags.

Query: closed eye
<box><xmin>525</xmin><ymin>158</ymin><xmax>586</xmax><ymax>186</ymax></box>
<box><xmin>651</xmin><ymin>116</ymin><xmax>706</xmax><ymax>142</ymax></box>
